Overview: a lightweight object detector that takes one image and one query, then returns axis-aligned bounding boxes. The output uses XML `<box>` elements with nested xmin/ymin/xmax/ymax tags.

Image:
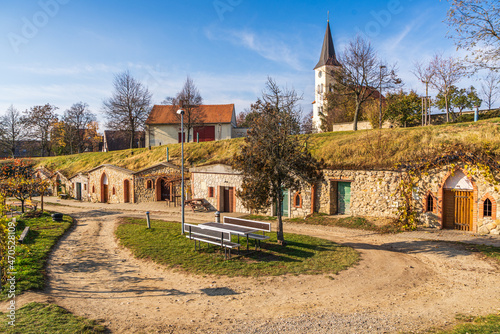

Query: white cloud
<box><xmin>205</xmin><ymin>26</ymin><xmax>303</xmax><ymax>71</ymax></box>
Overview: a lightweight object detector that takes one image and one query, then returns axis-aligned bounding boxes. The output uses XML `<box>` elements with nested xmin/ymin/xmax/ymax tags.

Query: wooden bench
<box><xmin>184</xmin><ymin>224</ymin><xmax>241</xmax><ymax>260</ymax></box>
<box><xmin>19</xmin><ymin>226</ymin><xmax>30</xmax><ymax>243</ymax></box>
<box><xmin>223</xmin><ymin>217</ymin><xmax>271</xmax><ymax>249</ymax></box>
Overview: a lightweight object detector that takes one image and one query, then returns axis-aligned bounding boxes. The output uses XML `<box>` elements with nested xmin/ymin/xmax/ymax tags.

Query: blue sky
<box><xmin>0</xmin><ymin>0</ymin><xmax>491</xmax><ymax>128</ymax></box>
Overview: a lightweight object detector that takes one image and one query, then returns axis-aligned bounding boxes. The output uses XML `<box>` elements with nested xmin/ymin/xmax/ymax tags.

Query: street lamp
<box><xmin>379</xmin><ymin>65</ymin><xmax>386</xmax><ymax>129</ymax></box>
<box><xmin>177</xmin><ymin>108</ymin><xmax>185</xmax><ymax>234</ymax></box>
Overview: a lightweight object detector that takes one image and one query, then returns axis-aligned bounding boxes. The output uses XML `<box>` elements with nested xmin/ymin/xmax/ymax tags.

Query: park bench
<box><xmin>223</xmin><ymin>217</ymin><xmax>271</xmax><ymax>249</ymax></box>
<box><xmin>184</xmin><ymin>223</ymin><xmax>241</xmax><ymax>260</ymax></box>
<box><xmin>18</xmin><ymin>226</ymin><xmax>30</xmax><ymax>243</ymax></box>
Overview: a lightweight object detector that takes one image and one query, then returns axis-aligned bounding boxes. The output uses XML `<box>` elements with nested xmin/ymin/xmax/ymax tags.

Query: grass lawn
<box><xmin>115</xmin><ymin>218</ymin><xmax>359</xmax><ymax>277</ymax></box>
<box><xmin>0</xmin><ymin>302</ymin><xmax>108</xmax><ymax>333</ymax></box>
<box><xmin>434</xmin><ymin>313</ymin><xmax>500</xmax><ymax>334</ymax></box>
<box><xmin>243</xmin><ymin>214</ymin><xmax>401</xmax><ymax>233</ymax></box>
<box><xmin>465</xmin><ymin>244</ymin><xmax>500</xmax><ymax>262</ymax></box>
<box><xmin>1</xmin><ymin>211</ymin><xmax>73</xmax><ymax>299</ymax></box>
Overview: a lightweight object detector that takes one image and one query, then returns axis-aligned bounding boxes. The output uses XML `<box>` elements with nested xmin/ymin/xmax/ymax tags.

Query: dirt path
<box><xmin>5</xmin><ymin>205</ymin><xmax>500</xmax><ymax>333</ymax></box>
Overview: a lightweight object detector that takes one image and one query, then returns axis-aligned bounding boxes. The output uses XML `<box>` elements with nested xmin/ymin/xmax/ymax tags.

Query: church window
<box><xmin>426</xmin><ymin>194</ymin><xmax>434</xmax><ymax>212</ymax></box>
<box><xmin>208</xmin><ymin>187</ymin><xmax>214</xmax><ymax>198</ymax></box>
<box><xmin>321</xmin><ymin>84</ymin><xmax>324</xmax><ymax>93</ymax></box>
<box><xmin>317</xmin><ymin>85</ymin><xmax>320</xmax><ymax>94</ymax></box>
<box><xmin>484</xmin><ymin>198</ymin><xmax>492</xmax><ymax>217</ymax></box>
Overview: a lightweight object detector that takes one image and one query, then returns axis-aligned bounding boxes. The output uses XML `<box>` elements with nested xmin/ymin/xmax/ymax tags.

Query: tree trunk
<box><xmin>276</xmin><ymin>187</ymin><xmax>286</xmax><ymax>246</ymax></box>
<box><xmin>21</xmin><ymin>200</ymin><xmax>25</xmax><ymax>214</ymax></box>
<box><xmin>353</xmin><ymin>100</ymin><xmax>361</xmax><ymax>131</ymax></box>
<box><xmin>130</xmin><ymin>128</ymin><xmax>135</xmax><ymax>149</ymax></box>
<box><xmin>445</xmin><ymin>95</ymin><xmax>450</xmax><ymax>122</ymax></box>
<box><xmin>41</xmin><ymin>193</ymin><xmax>44</xmax><ymax>212</ymax></box>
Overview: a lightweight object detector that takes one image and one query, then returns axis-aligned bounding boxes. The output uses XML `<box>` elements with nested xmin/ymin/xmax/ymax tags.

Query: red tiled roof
<box><xmin>146</xmin><ymin>104</ymin><xmax>235</xmax><ymax>125</ymax></box>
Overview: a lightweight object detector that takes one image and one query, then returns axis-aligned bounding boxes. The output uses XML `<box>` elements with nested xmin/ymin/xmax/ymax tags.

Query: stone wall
<box><xmin>317</xmin><ymin>169</ymin><xmax>402</xmax><ymax>218</ymax></box>
<box><xmin>69</xmin><ymin>174</ymin><xmax>89</xmax><ymax>201</ymax></box>
<box><xmin>134</xmin><ymin>164</ymin><xmax>183</xmax><ymax>203</ymax></box>
<box><xmin>191</xmin><ymin>170</ymin><xmax>247</xmax><ymax>213</ymax></box>
<box><xmin>414</xmin><ymin>163</ymin><xmax>500</xmax><ymax>234</ymax></box>
<box><xmin>88</xmin><ymin>166</ymin><xmax>134</xmax><ymax>204</ymax></box>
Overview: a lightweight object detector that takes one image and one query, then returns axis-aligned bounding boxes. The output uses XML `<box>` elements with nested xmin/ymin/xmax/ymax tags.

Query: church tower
<box><xmin>312</xmin><ymin>20</ymin><xmax>342</xmax><ymax>132</ymax></box>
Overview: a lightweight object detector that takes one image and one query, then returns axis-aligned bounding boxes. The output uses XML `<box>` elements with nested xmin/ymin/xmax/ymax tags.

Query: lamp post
<box><xmin>379</xmin><ymin>65</ymin><xmax>386</xmax><ymax>129</ymax></box>
<box><xmin>177</xmin><ymin>108</ymin><xmax>185</xmax><ymax>234</ymax></box>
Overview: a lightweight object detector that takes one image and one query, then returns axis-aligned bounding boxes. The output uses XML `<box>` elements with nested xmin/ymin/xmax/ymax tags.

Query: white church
<box><xmin>312</xmin><ymin>20</ymin><xmax>342</xmax><ymax>132</ymax></box>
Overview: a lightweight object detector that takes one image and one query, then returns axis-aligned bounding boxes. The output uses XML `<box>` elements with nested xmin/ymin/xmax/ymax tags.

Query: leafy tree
<box><xmin>446</xmin><ymin>0</ymin><xmax>500</xmax><ymax>70</ymax></box>
<box><xmin>428</xmin><ymin>54</ymin><xmax>467</xmax><ymax>122</ymax></box>
<box><xmin>233</xmin><ymin>78</ymin><xmax>323</xmax><ymax>245</ymax></box>
<box><xmin>0</xmin><ymin>105</ymin><xmax>27</xmax><ymax>158</ymax></box>
<box><xmin>333</xmin><ymin>35</ymin><xmax>400</xmax><ymax>130</ymax></box>
<box><xmin>166</xmin><ymin>76</ymin><xmax>204</xmax><ymax>143</ymax></box>
<box><xmin>385</xmin><ymin>90</ymin><xmax>422</xmax><ymax>127</ymax></box>
<box><xmin>62</xmin><ymin>102</ymin><xmax>96</xmax><ymax>154</ymax></box>
<box><xmin>435</xmin><ymin>85</ymin><xmax>482</xmax><ymax>118</ymax></box>
<box><xmin>23</xmin><ymin>104</ymin><xmax>59</xmax><ymax>157</ymax></box>
<box><xmin>49</xmin><ymin>121</ymin><xmax>68</xmax><ymax>156</ymax></box>
<box><xmin>480</xmin><ymin>71</ymin><xmax>500</xmax><ymax>109</ymax></box>
<box><xmin>451</xmin><ymin>86</ymin><xmax>482</xmax><ymax>115</ymax></box>
<box><xmin>236</xmin><ymin>109</ymin><xmax>260</xmax><ymax>128</ymax></box>
<box><xmin>0</xmin><ymin>160</ymin><xmax>36</xmax><ymax>213</ymax></box>
<box><xmin>103</xmin><ymin>71</ymin><xmax>152</xmax><ymax>149</ymax></box>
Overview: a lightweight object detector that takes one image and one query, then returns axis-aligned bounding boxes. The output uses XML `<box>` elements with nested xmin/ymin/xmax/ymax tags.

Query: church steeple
<box><xmin>314</xmin><ymin>20</ymin><xmax>341</xmax><ymax>69</ymax></box>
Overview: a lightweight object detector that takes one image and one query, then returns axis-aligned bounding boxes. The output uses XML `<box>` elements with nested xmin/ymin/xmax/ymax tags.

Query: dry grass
<box><xmin>30</xmin><ymin>118</ymin><xmax>500</xmax><ymax>177</ymax></box>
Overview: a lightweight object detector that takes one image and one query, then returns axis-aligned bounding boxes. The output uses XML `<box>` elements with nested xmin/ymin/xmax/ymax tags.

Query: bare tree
<box><xmin>412</xmin><ymin>61</ymin><xmax>434</xmax><ymax>125</ymax></box>
<box><xmin>334</xmin><ymin>35</ymin><xmax>399</xmax><ymax>131</ymax></box>
<box><xmin>23</xmin><ymin>104</ymin><xmax>59</xmax><ymax>157</ymax></box>
<box><xmin>446</xmin><ymin>0</ymin><xmax>500</xmax><ymax>70</ymax></box>
<box><xmin>103</xmin><ymin>71</ymin><xmax>152</xmax><ymax>149</ymax></box>
<box><xmin>428</xmin><ymin>54</ymin><xmax>467</xmax><ymax>122</ymax></box>
<box><xmin>301</xmin><ymin>110</ymin><xmax>314</xmax><ymax>134</ymax></box>
<box><xmin>0</xmin><ymin>105</ymin><xmax>27</xmax><ymax>157</ymax></box>
<box><xmin>480</xmin><ymin>71</ymin><xmax>500</xmax><ymax>110</ymax></box>
<box><xmin>63</xmin><ymin>102</ymin><xmax>96</xmax><ymax>154</ymax></box>
<box><xmin>169</xmin><ymin>76</ymin><xmax>204</xmax><ymax>143</ymax></box>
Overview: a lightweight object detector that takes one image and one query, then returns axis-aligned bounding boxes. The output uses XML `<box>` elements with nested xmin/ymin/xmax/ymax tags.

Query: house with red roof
<box><xmin>145</xmin><ymin>104</ymin><xmax>246</xmax><ymax>146</ymax></box>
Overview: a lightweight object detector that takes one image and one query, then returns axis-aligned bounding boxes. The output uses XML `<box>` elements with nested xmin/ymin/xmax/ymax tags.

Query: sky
<box><xmin>0</xmin><ymin>0</ymin><xmax>494</xmax><ymax>129</ymax></box>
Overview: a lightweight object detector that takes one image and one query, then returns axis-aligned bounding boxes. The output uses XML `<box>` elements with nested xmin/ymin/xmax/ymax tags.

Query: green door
<box><xmin>281</xmin><ymin>189</ymin><xmax>289</xmax><ymax>217</ymax></box>
<box><xmin>338</xmin><ymin>182</ymin><xmax>351</xmax><ymax>214</ymax></box>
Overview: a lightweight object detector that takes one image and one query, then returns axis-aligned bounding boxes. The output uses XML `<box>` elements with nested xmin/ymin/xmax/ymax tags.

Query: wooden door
<box><xmin>443</xmin><ymin>190</ymin><xmax>473</xmax><ymax>231</ymax></box>
<box><xmin>124</xmin><ymin>180</ymin><xmax>130</xmax><ymax>203</ymax></box>
<box><xmin>338</xmin><ymin>182</ymin><xmax>351</xmax><ymax>214</ymax></box>
<box><xmin>443</xmin><ymin>190</ymin><xmax>455</xmax><ymax>229</ymax></box>
<box><xmin>76</xmin><ymin>183</ymin><xmax>82</xmax><ymax>201</ymax></box>
<box><xmin>222</xmin><ymin>187</ymin><xmax>234</xmax><ymax>213</ymax></box>
<box><xmin>454</xmin><ymin>190</ymin><xmax>473</xmax><ymax>231</ymax></box>
<box><xmin>102</xmin><ymin>185</ymin><xmax>108</xmax><ymax>203</ymax></box>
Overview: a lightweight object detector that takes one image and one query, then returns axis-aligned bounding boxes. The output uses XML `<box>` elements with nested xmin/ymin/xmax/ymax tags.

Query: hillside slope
<box><xmin>34</xmin><ymin>118</ymin><xmax>500</xmax><ymax>177</ymax></box>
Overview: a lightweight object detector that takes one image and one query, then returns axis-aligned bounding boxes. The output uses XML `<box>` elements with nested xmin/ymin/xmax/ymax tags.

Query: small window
<box><xmin>426</xmin><ymin>194</ymin><xmax>434</xmax><ymax>212</ymax></box>
<box><xmin>208</xmin><ymin>187</ymin><xmax>214</xmax><ymax>198</ymax></box>
<box><xmin>92</xmin><ymin>185</ymin><xmax>95</xmax><ymax>193</ymax></box>
<box><xmin>146</xmin><ymin>180</ymin><xmax>152</xmax><ymax>189</ymax></box>
<box><xmin>112</xmin><ymin>187</ymin><xmax>116</xmax><ymax>195</ymax></box>
<box><xmin>293</xmin><ymin>192</ymin><xmax>302</xmax><ymax>208</ymax></box>
<box><xmin>84</xmin><ymin>184</ymin><xmax>87</xmax><ymax>191</ymax></box>
<box><xmin>484</xmin><ymin>198</ymin><xmax>492</xmax><ymax>217</ymax></box>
